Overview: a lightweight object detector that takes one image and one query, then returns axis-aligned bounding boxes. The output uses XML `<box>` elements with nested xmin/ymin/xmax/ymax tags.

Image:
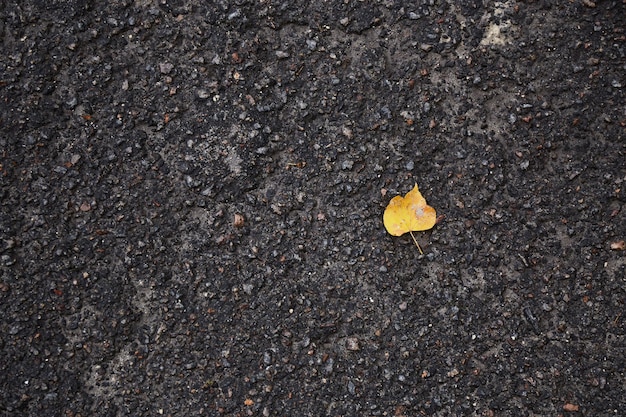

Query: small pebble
<box><xmin>159</xmin><ymin>62</ymin><xmax>174</xmax><ymax>74</ymax></box>
<box><xmin>347</xmin><ymin>380</ymin><xmax>356</xmax><ymax>394</ymax></box>
<box><xmin>345</xmin><ymin>337</ymin><xmax>360</xmax><ymax>351</ymax></box>
<box><xmin>234</xmin><ymin>213</ymin><xmax>245</xmax><ymax>228</ymax></box>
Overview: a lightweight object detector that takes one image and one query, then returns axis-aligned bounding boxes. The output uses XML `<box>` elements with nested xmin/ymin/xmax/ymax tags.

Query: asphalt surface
<box><xmin>1</xmin><ymin>1</ymin><xmax>625</xmax><ymax>416</ymax></box>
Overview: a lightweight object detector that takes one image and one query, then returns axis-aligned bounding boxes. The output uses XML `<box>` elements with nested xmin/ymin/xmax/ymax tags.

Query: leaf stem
<box><xmin>409</xmin><ymin>231</ymin><xmax>423</xmax><ymax>255</ymax></box>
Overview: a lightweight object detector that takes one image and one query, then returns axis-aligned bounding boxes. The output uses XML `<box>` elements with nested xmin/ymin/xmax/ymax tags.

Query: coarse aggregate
<box><xmin>1</xmin><ymin>1</ymin><xmax>625</xmax><ymax>416</ymax></box>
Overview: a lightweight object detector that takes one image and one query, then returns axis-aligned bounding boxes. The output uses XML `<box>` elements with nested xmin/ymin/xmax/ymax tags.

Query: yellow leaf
<box><xmin>383</xmin><ymin>183</ymin><xmax>436</xmax><ymax>236</ymax></box>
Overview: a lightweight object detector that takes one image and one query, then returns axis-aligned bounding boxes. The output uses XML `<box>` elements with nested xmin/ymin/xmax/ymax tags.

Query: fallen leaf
<box><xmin>383</xmin><ymin>183</ymin><xmax>436</xmax><ymax>236</ymax></box>
<box><xmin>383</xmin><ymin>183</ymin><xmax>437</xmax><ymax>254</ymax></box>
<box><xmin>244</xmin><ymin>398</ymin><xmax>254</xmax><ymax>406</ymax></box>
<box><xmin>563</xmin><ymin>403</ymin><xmax>579</xmax><ymax>412</ymax></box>
<box><xmin>610</xmin><ymin>240</ymin><xmax>625</xmax><ymax>250</ymax></box>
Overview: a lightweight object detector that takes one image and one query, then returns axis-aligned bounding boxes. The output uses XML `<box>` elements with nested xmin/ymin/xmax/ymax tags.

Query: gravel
<box><xmin>1</xmin><ymin>1</ymin><xmax>625</xmax><ymax>416</ymax></box>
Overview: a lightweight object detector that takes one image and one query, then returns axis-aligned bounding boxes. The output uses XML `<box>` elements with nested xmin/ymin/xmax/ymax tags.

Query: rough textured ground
<box><xmin>1</xmin><ymin>1</ymin><xmax>625</xmax><ymax>416</ymax></box>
